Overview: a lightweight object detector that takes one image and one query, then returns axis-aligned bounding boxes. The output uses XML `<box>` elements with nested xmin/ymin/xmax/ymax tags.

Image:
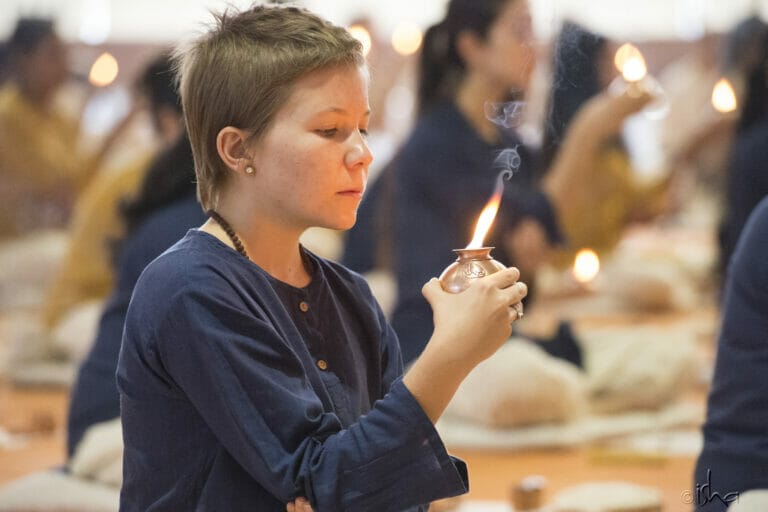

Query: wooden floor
<box><xmin>451</xmin><ymin>447</ymin><xmax>696</xmax><ymax>509</ymax></box>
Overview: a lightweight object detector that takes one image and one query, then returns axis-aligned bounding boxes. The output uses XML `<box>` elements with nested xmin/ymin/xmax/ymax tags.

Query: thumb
<box><xmin>421</xmin><ymin>278</ymin><xmax>443</xmax><ymax>304</ymax></box>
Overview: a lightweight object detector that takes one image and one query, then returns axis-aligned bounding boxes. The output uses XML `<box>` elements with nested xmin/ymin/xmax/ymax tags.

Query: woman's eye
<box><xmin>318</xmin><ymin>128</ymin><xmax>338</xmax><ymax>137</ymax></box>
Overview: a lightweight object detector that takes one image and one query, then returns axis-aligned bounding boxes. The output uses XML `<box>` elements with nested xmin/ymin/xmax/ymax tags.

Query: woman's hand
<box><xmin>422</xmin><ymin>267</ymin><xmax>527</xmax><ymax>370</ymax></box>
<box><xmin>286</xmin><ymin>497</ymin><xmax>313</xmax><ymax>512</ymax></box>
<box><xmin>403</xmin><ymin>268</ymin><xmax>527</xmax><ymax>423</ymax></box>
<box><xmin>576</xmin><ymin>89</ymin><xmax>653</xmax><ymax>141</ymax></box>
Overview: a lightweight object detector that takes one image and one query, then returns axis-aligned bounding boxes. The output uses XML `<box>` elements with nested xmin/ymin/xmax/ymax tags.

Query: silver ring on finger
<box><xmin>513</xmin><ymin>302</ymin><xmax>524</xmax><ymax>321</ymax></box>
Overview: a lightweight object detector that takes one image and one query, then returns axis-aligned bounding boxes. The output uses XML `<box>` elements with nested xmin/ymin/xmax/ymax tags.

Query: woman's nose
<box><xmin>344</xmin><ymin>136</ymin><xmax>373</xmax><ymax>169</ymax></box>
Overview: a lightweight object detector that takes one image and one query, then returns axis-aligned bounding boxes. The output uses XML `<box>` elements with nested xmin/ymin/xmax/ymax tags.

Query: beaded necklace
<box><xmin>207</xmin><ymin>210</ymin><xmax>248</xmax><ymax>259</ymax></box>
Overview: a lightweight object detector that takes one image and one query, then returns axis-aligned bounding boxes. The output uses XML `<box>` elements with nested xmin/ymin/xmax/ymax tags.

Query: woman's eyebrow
<box><xmin>317</xmin><ymin>107</ymin><xmax>371</xmax><ymax>116</ymax></box>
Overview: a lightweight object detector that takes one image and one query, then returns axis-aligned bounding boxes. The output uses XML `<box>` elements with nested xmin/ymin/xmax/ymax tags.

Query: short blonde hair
<box><xmin>175</xmin><ymin>4</ymin><xmax>365</xmax><ymax>210</ymax></box>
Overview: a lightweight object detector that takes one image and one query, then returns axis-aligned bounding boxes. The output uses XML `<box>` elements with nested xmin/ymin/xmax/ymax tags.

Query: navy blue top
<box><xmin>344</xmin><ymin>102</ymin><xmax>560</xmax><ymax>363</ymax></box>
<box><xmin>694</xmin><ymin>197</ymin><xmax>768</xmax><ymax>511</ymax></box>
<box><xmin>117</xmin><ymin>229</ymin><xmax>467</xmax><ymax>511</ymax></box>
<box><xmin>719</xmin><ymin>119</ymin><xmax>768</xmax><ymax>276</ymax></box>
<box><xmin>66</xmin><ymin>195</ymin><xmax>205</xmax><ymax>456</ymax></box>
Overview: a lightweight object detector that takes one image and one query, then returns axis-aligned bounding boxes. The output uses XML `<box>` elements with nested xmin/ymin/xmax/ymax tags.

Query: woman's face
<box><xmin>474</xmin><ymin>0</ymin><xmax>536</xmax><ymax>94</ymax></box>
<box><xmin>20</xmin><ymin>34</ymin><xmax>68</xmax><ymax>98</ymax></box>
<box><xmin>247</xmin><ymin>65</ymin><xmax>373</xmax><ymax>232</ymax></box>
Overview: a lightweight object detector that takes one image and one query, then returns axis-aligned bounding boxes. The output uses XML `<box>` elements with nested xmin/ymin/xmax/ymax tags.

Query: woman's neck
<box><xmin>202</xmin><ymin>203</ymin><xmax>311</xmax><ymax>288</ymax></box>
<box><xmin>455</xmin><ymin>74</ymin><xmax>507</xmax><ymax>145</ymax></box>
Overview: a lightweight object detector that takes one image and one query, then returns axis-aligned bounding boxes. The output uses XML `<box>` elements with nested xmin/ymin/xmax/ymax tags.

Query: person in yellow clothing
<box><xmin>0</xmin><ymin>18</ymin><xmax>134</xmax><ymax>237</ymax></box>
<box><xmin>539</xmin><ymin>22</ymin><xmax>672</xmax><ymax>265</ymax></box>
<box><xmin>42</xmin><ymin>54</ymin><xmax>184</xmax><ymax>329</ymax></box>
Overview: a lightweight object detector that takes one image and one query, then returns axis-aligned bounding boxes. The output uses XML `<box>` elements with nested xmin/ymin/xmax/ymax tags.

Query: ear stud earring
<box><xmin>245</xmin><ymin>165</ymin><xmax>255</xmax><ymax>175</ymax></box>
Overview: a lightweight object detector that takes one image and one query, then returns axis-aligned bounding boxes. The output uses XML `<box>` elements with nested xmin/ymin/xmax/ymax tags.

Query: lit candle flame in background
<box><xmin>89</xmin><ymin>52</ymin><xmax>119</xmax><ymax>87</ymax></box>
<box><xmin>614</xmin><ymin>43</ymin><xmax>647</xmax><ymax>83</ymax></box>
<box><xmin>391</xmin><ymin>21</ymin><xmax>423</xmax><ymax>56</ymax></box>
<box><xmin>572</xmin><ymin>249</ymin><xmax>600</xmax><ymax>284</ymax></box>
<box><xmin>466</xmin><ymin>170</ymin><xmax>514</xmax><ymax>249</ymax></box>
<box><xmin>349</xmin><ymin>24</ymin><xmax>372</xmax><ymax>57</ymax></box>
<box><xmin>712</xmin><ymin>78</ymin><xmax>737</xmax><ymax>113</ymax></box>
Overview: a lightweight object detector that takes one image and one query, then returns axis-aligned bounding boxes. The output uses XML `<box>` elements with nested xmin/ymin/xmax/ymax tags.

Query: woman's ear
<box><xmin>216</xmin><ymin>127</ymin><xmax>253</xmax><ymax>175</ymax></box>
<box><xmin>455</xmin><ymin>29</ymin><xmax>483</xmax><ymax>68</ymax></box>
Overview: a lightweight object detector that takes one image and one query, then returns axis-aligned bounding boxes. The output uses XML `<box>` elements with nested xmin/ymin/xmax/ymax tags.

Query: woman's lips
<box><xmin>337</xmin><ymin>189</ymin><xmax>363</xmax><ymax>198</ymax></box>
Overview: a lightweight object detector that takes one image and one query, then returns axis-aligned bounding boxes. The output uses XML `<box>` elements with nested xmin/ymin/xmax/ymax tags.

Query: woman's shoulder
<box><xmin>132</xmin><ymin>230</ymin><xmax>238</xmax><ymax>297</ymax></box>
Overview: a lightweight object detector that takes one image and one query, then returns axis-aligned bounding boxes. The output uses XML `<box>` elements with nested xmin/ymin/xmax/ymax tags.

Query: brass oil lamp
<box><xmin>438</xmin><ymin>173</ymin><xmax>524</xmax><ymax>319</ymax></box>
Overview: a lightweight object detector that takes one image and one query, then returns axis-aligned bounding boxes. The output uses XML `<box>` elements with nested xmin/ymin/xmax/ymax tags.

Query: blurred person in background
<box><xmin>537</xmin><ymin>21</ymin><xmax>671</xmax><ymax>266</ymax></box>
<box><xmin>694</xmin><ymin>196</ymin><xmax>768</xmax><ymax>512</ymax></box>
<box><xmin>344</xmin><ymin>0</ymin><xmax>563</xmax><ymax>365</ymax></box>
<box><xmin>343</xmin><ymin>2</ymin><xmax>648</xmax><ymax>366</ymax></box>
<box><xmin>41</xmin><ymin>53</ymin><xmax>184</xmax><ymax>333</ymax></box>
<box><xmin>717</xmin><ymin>20</ymin><xmax>768</xmax><ymax>281</ymax></box>
<box><xmin>66</xmin><ymin>130</ymin><xmax>202</xmax><ymax>457</ymax></box>
<box><xmin>0</xmin><ymin>18</ymin><xmax>135</xmax><ymax>237</ymax></box>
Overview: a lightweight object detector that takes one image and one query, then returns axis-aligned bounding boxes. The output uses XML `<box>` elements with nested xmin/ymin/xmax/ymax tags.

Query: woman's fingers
<box><xmin>295</xmin><ymin>498</ymin><xmax>313</xmax><ymax>512</ymax></box>
<box><xmin>421</xmin><ymin>277</ymin><xmax>442</xmax><ymax>303</ymax></box>
<box><xmin>485</xmin><ymin>267</ymin><xmax>521</xmax><ymax>289</ymax></box>
<box><xmin>504</xmin><ymin>282</ymin><xmax>528</xmax><ymax>305</ymax></box>
<box><xmin>287</xmin><ymin>498</ymin><xmax>313</xmax><ymax>512</ymax></box>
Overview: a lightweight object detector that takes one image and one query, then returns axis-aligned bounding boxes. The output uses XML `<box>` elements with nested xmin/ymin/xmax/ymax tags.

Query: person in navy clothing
<box><xmin>694</xmin><ymin>197</ymin><xmax>768</xmax><ymax>511</ymax></box>
<box><xmin>66</xmin><ymin>133</ymin><xmax>203</xmax><ymax>456</ymax></box>
<box><xmin>117</xmin><ymin>5</ymin><xmax>527</xmax><ymax>512</ymax></box>
<box><xmin>344</xmin><ymin>0</ymin><xmax>565</xmax><ymax>365</ymax></box>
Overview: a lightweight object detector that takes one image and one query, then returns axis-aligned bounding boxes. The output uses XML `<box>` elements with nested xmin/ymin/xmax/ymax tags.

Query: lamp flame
<box><xmin>712</xmin><ymin>78</ymin><xmax>737</xmax><ymax>113</ymax></box>
<box><xmin>615</xmin><ymin>43</ymin><xmax>647</xmax><ymax>83</ymax></box>
<box><xmin>572</xmin><ymin>249</ymin><xmax>600</xmax><ymax>284</ymax></box>
<box><xmin>89</xmin><ymin>52</ymin><xmax>119</xmax><ymax>87</ymax></box>
<box><xmin>466</xmin><ymin>192</ymin><xmax>502</xmax><ymax>249</ymax></box>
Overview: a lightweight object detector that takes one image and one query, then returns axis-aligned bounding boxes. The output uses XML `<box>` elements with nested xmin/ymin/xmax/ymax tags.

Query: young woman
<box><xmin>117</xmin><ymin>5</ymin><xmax>526</xmax><ymax>511</ymax></box>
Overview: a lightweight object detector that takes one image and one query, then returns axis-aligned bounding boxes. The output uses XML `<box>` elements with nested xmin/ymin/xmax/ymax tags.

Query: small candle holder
<box><xmin>510</xmin><ymin>475</ymin><xmax>547</xmax><ymax>511</ymax></box>
<box><xmin>438</xmin><ymin>247</ymin><xmax>524</xmax><ymax>319</ymax></box>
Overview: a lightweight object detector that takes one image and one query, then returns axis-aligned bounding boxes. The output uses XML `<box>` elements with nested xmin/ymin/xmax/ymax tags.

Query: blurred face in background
<box><xmin>472</xmin><ymin>0</ymin><xmax>536</xmax><ymax>95</ymax></box>
<box><xmin>19</xmin><ymin>34</ymin><xmax>68</xmax><ymax>101</ymax></box>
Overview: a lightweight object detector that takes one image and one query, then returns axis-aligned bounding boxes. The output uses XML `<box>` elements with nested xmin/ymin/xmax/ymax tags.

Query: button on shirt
<box><xmin>117</xmin><ymin>230</ymin><xmax>467</xmax><ymax>511</ymax></box>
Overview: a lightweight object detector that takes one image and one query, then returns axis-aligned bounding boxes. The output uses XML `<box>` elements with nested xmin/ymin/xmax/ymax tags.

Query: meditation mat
<box><xmin>0</xmin><ymin>470</ymin><xmax>119</xmax><ymax>512</ymax></box>
<box><xmin>438</xmin><ymin>400</ymin><xmax>703</xmax><ymax>450</ymax></box>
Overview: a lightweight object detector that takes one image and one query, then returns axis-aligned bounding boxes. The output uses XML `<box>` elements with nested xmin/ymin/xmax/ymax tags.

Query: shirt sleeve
<box><xmin>156</xmin><ymin>286</ymin><xmax>467</xmax><ymax>511</ymax></box>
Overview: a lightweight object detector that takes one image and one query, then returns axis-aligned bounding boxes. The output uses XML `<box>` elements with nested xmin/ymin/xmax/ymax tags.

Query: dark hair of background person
<box><xmin>721</xmin><ymin>15</ymin><xmax>768</xmax><ymax>77</ymax></box>
<box><xmin>0</xmin><ymin>43</ymin><xmax>9</xmax><ymax>85</ymax></box>
<box><xmin>538</xmin><ymin>21</ymin><xmax>606</xmax><ymax>179</ymax></box>
<box><xmin>733</xmin><ymin>25</ymin><xmax>768</xmax><ymax>135</ymax></box>
<box><xmin>417</xmin><ymin>0</ymin><xmax>513</xmax><ymax>116</ymax></box>
<box><xmin>137</xmin><ymin>53</ymin><xmax>182</xmax><ymax>116</ymax></box>
<box><xmin>117</xmin><ymin>133</ymin><xmax>195</xmax><ymax>244</ymax></box>
<box><xmin>117</xmin><ymin>54</ymin><xmax>192</xmax><ymax>243</ymax></box>
<box><xmin>7</xmin><ymin>17</ymin><xmax>55</xmax><ymax>58</ymax></box>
